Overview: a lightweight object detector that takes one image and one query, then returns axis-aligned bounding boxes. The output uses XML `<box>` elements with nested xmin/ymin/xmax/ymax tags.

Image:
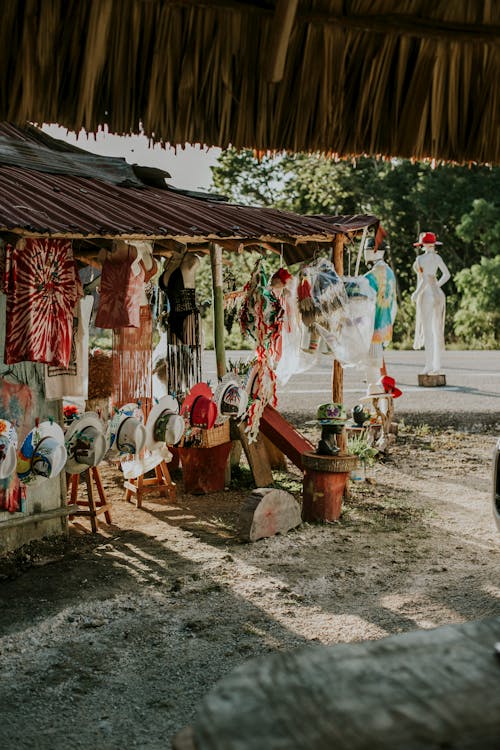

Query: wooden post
<box><xmin>332</xmin><ymin>234</ymin><xmax>347</xmax><ymax>454</ymax></box>
<box><xmin>210</xmin><ymin>242</ymin><xmax>227</xmax><ymax>378</ymax></box>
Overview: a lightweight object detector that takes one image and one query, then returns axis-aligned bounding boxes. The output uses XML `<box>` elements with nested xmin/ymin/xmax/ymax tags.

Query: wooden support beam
<box><xmin>210</xmin><ymin>242</ymin><xmax>227</xmax><ymax>378</ymax></box>
<box><xmin>332</xmin><ymin>235</ymin><xmax>346</xmax><ymax>454</ymax></box>
<box><xmin>265</xmin><ymin>0</ymin><xmax>299</xmax><ymax>83</ymax></box>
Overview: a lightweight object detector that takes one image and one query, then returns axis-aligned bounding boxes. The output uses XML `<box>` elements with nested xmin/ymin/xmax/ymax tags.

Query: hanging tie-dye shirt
<box><xmin>364</xmin><ymin>261</ymin><xmax>397</xmax><ymax>345</ymax></box>
<box><xmin>4</xmin><ymin>238</ymin><xmax>80</xmax><ymax>367</ymax></box>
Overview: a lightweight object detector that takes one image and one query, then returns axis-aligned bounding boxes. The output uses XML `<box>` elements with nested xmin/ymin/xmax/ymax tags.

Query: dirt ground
<box><xmin>0</xmin><ymin>424</ymin><xmax>499</xmax><ymax>750</ymax></box>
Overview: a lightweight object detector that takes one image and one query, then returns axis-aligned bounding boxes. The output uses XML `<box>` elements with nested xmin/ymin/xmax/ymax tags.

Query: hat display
<box><xmin>413</xmin><ymin>231</ymin><xmax>442</xmax><ymax>247</ymax></box>
<box><xmin>352</xmin><ymin>404</ymin><xmax>370</xmax><ymax>426</ymax></box>
<box><xmin>360</xmin><ymin>376</ymin><xmax>402</xmax><ymax>401</ymax></box>
<box><xmin>17</xmin><ymin>421</ymin><xmax>67</xmax><ymax>485</ymax></box>
<box><xmin>180</xmin><ymin>383</ymin><xmax>218</xmax><ymax>429</ymax></box>
<box><xmin>107</xmin><ymin>403</ymin><xmax>146</xmax><ymax>457</ymax></box>
<box><xmin>306</xmin><ymin>402</ymin><xmax>347</xmax><ymax>425</ymax></box>
<box><xmin>381</xmin><ymin>375</ymin><xmax>403</xmax><ymax>399</ymax></box>
<box><xmin>214</xmin><ymin>374</ymin><xmax>249</xmax><ymax>422</ymax></box>
<box><xmin>65</xmin><ymin>412</ymin><xmax>107</xmax><ymax>475</ymax></box>
<box><xmin>0</xmin><ymin>419</ymin><xmax>18</xmax><ymax>480</ymax></box>
<box><xmin>145</xmin><ymin>395</ymin><xmax>184</xmax><ymax>450</ymax></box>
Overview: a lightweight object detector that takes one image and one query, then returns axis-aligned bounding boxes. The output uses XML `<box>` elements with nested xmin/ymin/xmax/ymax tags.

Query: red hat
<box><xmin>190</xmin><ymin>397</ymin><xmax>217</xmax><ymax>429</ymax></box>
<box><xmin>381</xmin><ymin>375</ymin><xmax>403</xmax><ymax>399</ymax></box>
<box><xmin>180</xmin><ymin>383</ymin><xmax>218</xmax><ymax>429</ymax></box>
<box><xmin>413</xmin><ymin>231</ymin><xmax>442</xmax><ymax>247</ymax></box>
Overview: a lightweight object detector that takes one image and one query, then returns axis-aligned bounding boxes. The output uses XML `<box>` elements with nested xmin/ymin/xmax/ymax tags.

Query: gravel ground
<box><xmin>0</xmin><ymin>424</ymin><xmax>499</xmax><ymax>749</ymax></box>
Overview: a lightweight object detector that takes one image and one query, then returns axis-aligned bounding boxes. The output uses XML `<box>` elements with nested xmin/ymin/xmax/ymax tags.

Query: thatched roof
<box><xmin>2</xmin><ymin>1</ymin><xmax>499</xmax><ymax>164</ymax></box>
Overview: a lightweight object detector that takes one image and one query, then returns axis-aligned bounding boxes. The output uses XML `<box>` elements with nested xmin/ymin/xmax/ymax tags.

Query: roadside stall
<box><xmin>0</xmin><ymin>123</ymin><xmax>380</xmax><ymax>552</ymax></box>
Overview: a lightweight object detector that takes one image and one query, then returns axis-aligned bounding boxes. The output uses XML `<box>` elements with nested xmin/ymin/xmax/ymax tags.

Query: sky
<box><xmin>41</xmin><ymin>124</ymin><xmax>222</xmax><ymax>192</ymax></box>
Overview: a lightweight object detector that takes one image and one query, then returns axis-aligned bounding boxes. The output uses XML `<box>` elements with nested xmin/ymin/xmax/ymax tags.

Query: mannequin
<box><xmin>363</xmin><ymin>238</ymin><xmax>397</xmax><ymax>390</ymax></box>
<box><xmin>411</xmin><ymin>232</ymin><xmax>451</xmax><ymax>375</ymax></box>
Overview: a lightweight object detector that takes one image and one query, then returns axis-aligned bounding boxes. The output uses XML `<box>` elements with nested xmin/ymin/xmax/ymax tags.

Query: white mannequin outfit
<box><xmin>412</xmin><ymin>241</ymin><xmax>451</xmax><ymax>375</ymax></box>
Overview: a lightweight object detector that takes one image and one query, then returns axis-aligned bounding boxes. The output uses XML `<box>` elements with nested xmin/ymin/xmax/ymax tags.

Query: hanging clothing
<box><xmin>4</xmin><ymin>238</ymin><xmax>81</xmax><ymax>367</ymax></box>
<box><xmin>95</xmin><ymin>246</ymin><xmax>145</xmax><ymax>328</ymax></box>
<box><xmin>44</xmin><ymin>295</ymin><xmax>94</xmax><ymax>400</ymax></box>
<box><xmin>158</xmin><ymin>266</ymin><xmax>202</xmax><ymax>395</ymax></box>
<box><xmin>364</xmin><ymin>260</ymin><xmax>397</xmax><ymax>345</ymax></box>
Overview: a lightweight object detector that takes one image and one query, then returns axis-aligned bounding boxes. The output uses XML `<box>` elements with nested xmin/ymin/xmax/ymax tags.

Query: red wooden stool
<box><xmin>67</xmin><ymin>466</ymin><xmax>112</xmax><ymax>533</ymax></box>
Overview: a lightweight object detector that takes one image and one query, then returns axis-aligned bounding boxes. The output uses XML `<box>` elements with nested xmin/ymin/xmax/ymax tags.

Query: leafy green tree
<box><xmin>453</xmin><ymin>255</ymin><xmax>500</xmax><ymax>348</ymax></box>
<box><xmin>210</xmin><ymin>149</ymin><xmax>500</xmax><ymax>348</ymax></box>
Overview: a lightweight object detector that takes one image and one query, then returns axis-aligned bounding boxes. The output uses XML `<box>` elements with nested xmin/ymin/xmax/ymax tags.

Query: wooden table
<box><xmin>173</xmin><ymin>616</ymin><xmax>500</xmax><ymax>749</ymax></box>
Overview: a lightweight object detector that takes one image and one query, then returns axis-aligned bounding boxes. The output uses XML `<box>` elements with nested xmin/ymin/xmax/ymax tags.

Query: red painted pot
<box><xmin>178</xmin><ymin>443</ymin><xmax>232</xmax><ymax>494</ymax></box>
<box><xmin>302</xmin><ymin>469</ymin><xmax>349</xmax><ymax>522</ymax></box>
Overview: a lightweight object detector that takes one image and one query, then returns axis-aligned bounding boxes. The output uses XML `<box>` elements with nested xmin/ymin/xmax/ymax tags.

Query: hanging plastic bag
<box><xmin>317</xmin><ymin>276</ymin><xmax>376</xmax><ymax>366</ymax></box>
<box><xmin>275</xmin><ymin>275</ymin><xmax>318</xmax><ymax>385</ymax></box>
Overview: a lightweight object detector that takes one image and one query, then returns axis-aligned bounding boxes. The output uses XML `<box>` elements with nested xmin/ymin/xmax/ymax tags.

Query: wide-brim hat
<box><xmin>107</xmin><ymin>403</ymin><xmax>145</xmax><ymax>456</ymax></box>
<box><xmin>0</xmin><ymin>419</ymin><xmax>18</xmax><ymax>480</ymax></box>
<box><xmin>413</xmin><ymin>231</ymin><xmax>442</xmax><ymax>247</ymax></box>
<box><xmin>180</xmin><ymin>383</ymin><xmax>218</xmax><ymax>428</ymax></box>
<box><xmin>381</xmin><ymin>375</ymin><xmax>403</xmax><ymax>399</ymax></box>
<box><xmin>17</xmin><ymin>421</ymin><xmax>67</xmax><ymax>485</ymax></box>
<box><xmin>116</xmin><ymin>416</ymin><xmax>147</xmax><ymax>455</ymax></box>
<box><xmin>65</xmin><ymin>412</ymin><xmax>107</xmax><ymax>474</ymax></box>
<box><xmin>214</xmin><ymin>373</ymin><xmax>249</xmax><ymax>422</ymax></box>
<box><xmin>306</xmin><ymin>402</ymin><xmax>347</xmax><ymax>425</ymax></box>
<box><xmin>145</xmin><ymin>395</ymin><xmax>181</xmax><ymax>450</ymax></box>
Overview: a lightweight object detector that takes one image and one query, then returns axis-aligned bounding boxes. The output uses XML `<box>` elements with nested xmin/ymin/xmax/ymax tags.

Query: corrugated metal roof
<box><xmin>0</xmin><ymin>165</ymin><xmax>377</xmax><ymax>244</ymax></box>
<box><xmin>0</xmin><ymin>131</ymin><xmax>144</xmax><ymax>188</ymax></box>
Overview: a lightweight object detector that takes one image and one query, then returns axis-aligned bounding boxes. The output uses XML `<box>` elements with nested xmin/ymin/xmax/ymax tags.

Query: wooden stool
<box><xmin>67</xmin><ymin>467</ymin><xmax>112</xmax><ymax>533</ymax></box>
<box><xmin>124</xmin><ymin>460</ymin><xmax>176</xmax><ymax>509</ymax></box>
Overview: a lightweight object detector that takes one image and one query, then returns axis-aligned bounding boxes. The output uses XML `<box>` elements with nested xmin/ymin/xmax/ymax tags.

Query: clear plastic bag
<box><xmin>316</xmin><ymin>275</ymin><xmax>376</xmax><ymax>366</ymax></box>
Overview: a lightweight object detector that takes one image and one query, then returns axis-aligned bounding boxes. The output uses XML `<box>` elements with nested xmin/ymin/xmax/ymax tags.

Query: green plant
<box><xmin>347</xmin><ymin>435</ymin><xmax>379</xmax><ymax>466</ymax></box>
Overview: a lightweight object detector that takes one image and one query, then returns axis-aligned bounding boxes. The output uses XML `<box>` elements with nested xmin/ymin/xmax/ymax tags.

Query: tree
<box><xmin>210</xmin><ymin>149</ymin><xmax>500</xmax><ymax>347</ymax></box>
<box><xmin>453</xmin><ymin>255</ymin><xmax>500</xmax><ymax>348</ymax></box>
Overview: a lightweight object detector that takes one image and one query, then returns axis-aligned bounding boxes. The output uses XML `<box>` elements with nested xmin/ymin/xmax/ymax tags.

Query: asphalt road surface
<box><xmin>203</xmin><ymin>349</ymin><xmax>500</xmax><ymax>431</ymax></box>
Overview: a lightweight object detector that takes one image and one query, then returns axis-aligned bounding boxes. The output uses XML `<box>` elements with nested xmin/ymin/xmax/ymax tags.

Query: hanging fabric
<box><xmin>240</xmin><ymin>260</ymin><xmax>284</xmax><ymax>443</ymax></box>
<box><xmin>44</xmin><ymin>295</ymin><xmax>94</xmax><ymax>400</ymax></box>
<box><xmin>4</xmin><ymin>238</ymin><xmax>81</xmax><ymax>367</ymax></box>
<box><xmin>112</xmin><ymin>305</ymin><xmax>153</xmax><ymax>416</ymax></box>
<box><xmin>157</xmin><ymin>254</ymin><xmax>203</xmax><ymax>396</ymax></box>
<box><xmin>95</xmin><ymin>241</ymin><xmax>146</xmax><ymax>329</ymax></box>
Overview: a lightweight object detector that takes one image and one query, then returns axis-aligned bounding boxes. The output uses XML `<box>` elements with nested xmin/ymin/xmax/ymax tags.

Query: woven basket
<box><xmin>199</xmin><ymin>421</ymin><xmax>231</xmax><ymax>448</ymax></box>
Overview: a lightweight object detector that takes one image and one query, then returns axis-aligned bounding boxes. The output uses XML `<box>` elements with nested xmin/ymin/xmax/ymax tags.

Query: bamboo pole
<box><xmin>331</xmin><ymin>234</ymin><xmax>347</xmax><ymax>454</ymax></box>
<box><xmin>210</xmin><ymin>242</ymin><xmax>227</xmax><ymax>378</ymax></box>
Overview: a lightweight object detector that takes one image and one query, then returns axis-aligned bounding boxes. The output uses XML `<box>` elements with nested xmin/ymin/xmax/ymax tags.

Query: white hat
<box><xmin>107</xmin><ymin>403</ymin><xmax>146</xmax><ymax>457</ymax></box>
<box><xmin>17</xmin><ymin>421</ymin><xmax>67</xmax><ymax>485</ymax></box>
<box><xmin>145</xmin><ymin>396</ymin><xmax>184</xmax><ymax>450</ymax></box>
<box><xmin>214</xmin><ymin>373</ymin><xmax>248</xmax><ymax>422</ymax></box>
<box><xmin>65</xmin><ymin>412</ymin><xmax>107</xmax><ymax>475</ymax></box>
<box><xmin>0</xmin><ymin>419</ymin><xmax>18</xmax><ymax>480</ymax></box>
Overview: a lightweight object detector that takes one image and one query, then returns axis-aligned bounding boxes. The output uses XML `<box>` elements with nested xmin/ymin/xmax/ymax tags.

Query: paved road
<box><xmin>204</xmin><ymin>350</ymin><xmax>500</xmax><ymax>431</ymax></box>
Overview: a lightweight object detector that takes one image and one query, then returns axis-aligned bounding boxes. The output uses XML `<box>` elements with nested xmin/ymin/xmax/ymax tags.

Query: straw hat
<box><xmin>0</xmin><ymin>419</ymin><xmax>18</xmax><ymax>480</ymax></box>
<box><xmin>360</xmin><ymin>377</ymin><xmax>402</xmax><ymax>401</ymax></box>
<box><xmin>65</xmin><ymin>412</ymin><xmax>107</xmax><ymax>475</ymax></box>
<box><xmin>17</xmin><ymin>421</ymin><xmax>67</xmax><ymax>485</ymax></box>
<box><xmin>145</xmin><ymin>395</ymin><xmax>184</xmax><ymax>450</ymax></box>
<box><xmin>213</xmin><ymin>374</ymin><xmax>248</xmax><ymax>422</ymax></box>
<box><xmin>107</xmin><ymin>403</ymin><xmax>146</xmax><ymax>457</ymax></box>
<box><xmin>180</xmin><ymin>383</ymin><xmax>218</xmax><ymax>429</ymax></box>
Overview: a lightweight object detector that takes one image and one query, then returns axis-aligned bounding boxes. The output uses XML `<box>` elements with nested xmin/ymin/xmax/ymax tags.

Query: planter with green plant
<box><xmin>347</xmin><ymin>434</ymin><xmax>379</xmax><ymax>481</ymax></box>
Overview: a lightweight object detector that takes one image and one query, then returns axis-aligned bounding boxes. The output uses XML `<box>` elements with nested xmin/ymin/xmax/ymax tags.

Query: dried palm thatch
<box><xmin>1</xmin><ymin>0</ymin><xmax>499</xmax><ymax>163</ymax></box>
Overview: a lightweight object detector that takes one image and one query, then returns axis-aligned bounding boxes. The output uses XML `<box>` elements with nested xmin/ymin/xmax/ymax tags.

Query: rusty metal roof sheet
<box><xmin>0</xmin><ymin>165</ymin><xmax>377</xmax><ymax>245</ymax></box>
